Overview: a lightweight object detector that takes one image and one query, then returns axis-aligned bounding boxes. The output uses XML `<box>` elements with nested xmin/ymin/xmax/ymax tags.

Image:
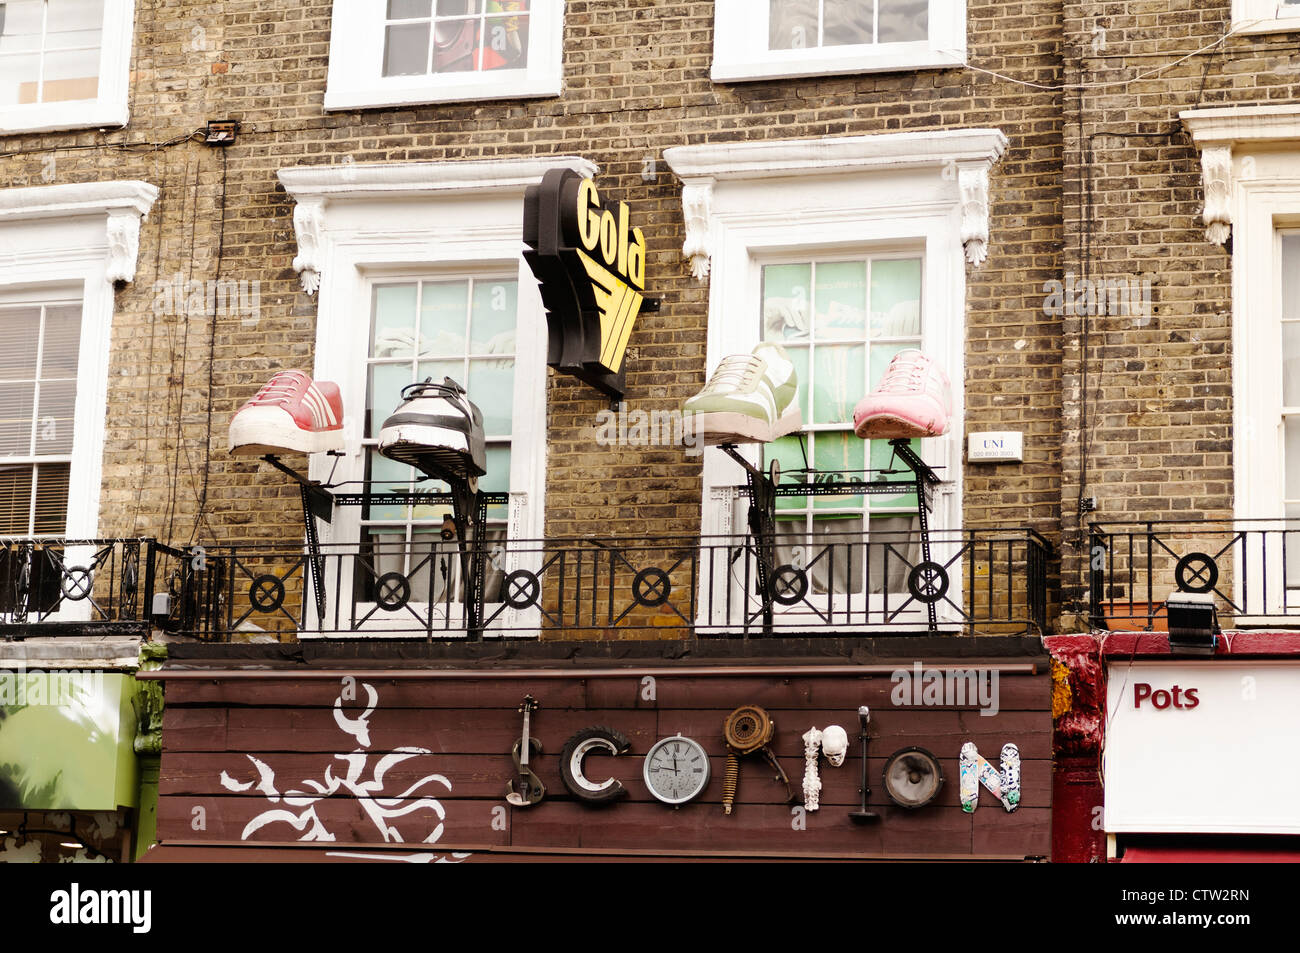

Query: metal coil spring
<box><xmin>722</xmin><ymin>752</ymin><xmax>740</xmax><ymax>815</ymax></box>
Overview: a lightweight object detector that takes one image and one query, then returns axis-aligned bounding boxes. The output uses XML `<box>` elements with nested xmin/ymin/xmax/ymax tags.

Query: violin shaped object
<box><xmin>506</xmin><ymin>695</ymin><xmax>546</xmax><ymax>808</ymax></box>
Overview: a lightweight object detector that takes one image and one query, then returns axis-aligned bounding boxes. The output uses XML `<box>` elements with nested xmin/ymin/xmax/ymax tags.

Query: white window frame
<box><xmin>0</xmin><ymin>179</ymin><xmax>157</xmax><ymax>623</ymax></box>
<box><xmin>711</xmin><ymin>0</ymin><xmax>966</xmax><ymax>84</ymax></box>
<box><xmin>1232</xmin><ymin>0</ymin><xmax>1300</xmax><ymax>35</ymax></box>
<box><xmin>665</xmin><ymin>129</ymin><xmax>1005</xmax><ymax>632</ymax></box>
<box><xmin>1183</xmin><ymin>104</ymin><xmax>1300</xmax><ymax>619</ymax></box>
<box><xmin>0</xmin><ymin>0</ymin><xmax>135</xmax><ymax>136</ymax></box>
<box><xmin>278</xmin><ymin>156</ymin><xmax>594</xmax><ymax>638</ymax></box>
<box><xmin>323</xmin><ymin>0</ymin><xmax>565</xmax><ymax>111</ymax></box>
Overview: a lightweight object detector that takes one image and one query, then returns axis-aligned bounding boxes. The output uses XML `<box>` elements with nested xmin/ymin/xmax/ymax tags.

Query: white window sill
<box><xmin>712</xmin><ymin>45</ymin><xmax>966</xmax><ymax>83</ymax></box>
<box><xmin>0</xmin><ymin>101</ymin><xmax>129</xmax><ymax>137</ymax></box>
<box><xmin>1234</xmin><ymin>13</ymin><xmax>1300</xmax><ymax>34</ymax></box>
<box><xmin>323</xmin><ymin>75</ymin><xmax>562</xmax><ymax>111</ymax></box>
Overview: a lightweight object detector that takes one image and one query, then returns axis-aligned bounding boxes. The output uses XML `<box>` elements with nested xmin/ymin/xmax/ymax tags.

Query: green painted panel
<box><xmin>0</xmin><ymin>672</ymin><xmax>140</xmax><ymax>812</ymax></box>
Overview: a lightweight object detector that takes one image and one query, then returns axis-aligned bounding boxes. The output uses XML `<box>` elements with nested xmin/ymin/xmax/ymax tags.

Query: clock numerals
<box><xmin>643</xmin><ymin>735</ymin><xmax>710</xmax><ymax>806</ymax></box>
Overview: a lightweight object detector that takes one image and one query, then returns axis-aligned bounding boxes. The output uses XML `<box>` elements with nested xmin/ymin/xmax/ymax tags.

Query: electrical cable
<box><xmin>190</xmin><ymin>146</ymin><xmax>228</xmax><ymax>545</ymax></box>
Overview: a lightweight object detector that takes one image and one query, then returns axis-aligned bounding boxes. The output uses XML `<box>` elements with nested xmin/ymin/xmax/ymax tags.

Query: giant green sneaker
<box><xmin>682</xmin><ymin>342</ymin><xmax>802</xmax><ymax>445</ymax></box>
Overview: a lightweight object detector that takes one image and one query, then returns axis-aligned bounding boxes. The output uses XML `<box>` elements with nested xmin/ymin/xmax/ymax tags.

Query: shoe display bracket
<box><xmin>333</xmin><ymin>481</ymin><xmax>509</xmax><ymax>642</ymax></box>
<box><xmin>261</xmin><ymin>454</ymin><xmax>338</xmax><ymax>622</ymax></box>
<box><xmin>719</xmin><ymin>438</ymin><xmax>946</xmax><ymax>634</ymax></box>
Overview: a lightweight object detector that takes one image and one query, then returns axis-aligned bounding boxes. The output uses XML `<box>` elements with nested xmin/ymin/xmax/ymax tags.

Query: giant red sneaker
<box><xmin>228</xmin><ymin>370</ymin><xmax>345</xmax><ymax>456</ymax></box>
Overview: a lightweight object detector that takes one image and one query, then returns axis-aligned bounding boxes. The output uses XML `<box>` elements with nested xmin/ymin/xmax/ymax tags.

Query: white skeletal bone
<box><xmin>802</xmin><ymin>727</ymin><xmax>823</xmax><ymax>811</ymax></box>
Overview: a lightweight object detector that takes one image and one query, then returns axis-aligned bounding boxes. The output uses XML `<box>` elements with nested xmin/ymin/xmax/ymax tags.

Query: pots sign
<box><xmin>524</xmin><ymin>168</ymin><xmax>649</xmax><ymax>401</ymax></box>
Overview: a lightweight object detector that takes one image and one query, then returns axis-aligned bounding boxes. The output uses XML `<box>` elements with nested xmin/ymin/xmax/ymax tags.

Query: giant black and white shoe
<box><xmin>377</xmin><ymin>377</ymin><xmax>487</xmax><ymax>481</ymax></box>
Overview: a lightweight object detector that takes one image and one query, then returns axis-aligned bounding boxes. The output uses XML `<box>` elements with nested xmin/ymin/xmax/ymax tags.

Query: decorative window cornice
<box><xmin>277</xmin><ymin>156</ymin><xmax>598</xmax><ymax>294</ymax></box>
<box><xmin>663</xmin><ymin>129</ymin><xmax>1008</xmax><ymax>279</ymax></box>
<box><xmin>0</xmin><ymin>180</ymin><xmax>160</xmax><ymax>283</ymax></box>
<box><xmin>1180</xmin><ymin>104</ymin><xmax>1300</xmax><ymax>245</ymax></box>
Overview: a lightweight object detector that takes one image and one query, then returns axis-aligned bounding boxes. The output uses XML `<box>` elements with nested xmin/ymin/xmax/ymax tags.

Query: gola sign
<box><xmin>524</xmin><ymin>169</ymin><xmax>648</xmax><ymax>400</ymax></box>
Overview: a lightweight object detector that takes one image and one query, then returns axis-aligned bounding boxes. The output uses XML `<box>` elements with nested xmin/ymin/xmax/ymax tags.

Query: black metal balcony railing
<box><xmin>2</xmin><ymin>529</ymin><xmax>1049</xmax><ymax>640</ymax></box>
<box><xmin>1089</xmin><ymin>519</ymin><xmax>1300</xmax><ymax>630</ymax></box>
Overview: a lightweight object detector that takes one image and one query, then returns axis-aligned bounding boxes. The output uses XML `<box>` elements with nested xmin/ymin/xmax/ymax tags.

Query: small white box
<box><xmin>968</xmin><ymin>431</ymin><xmax>1023</xmax><ymax>463</ymax></box>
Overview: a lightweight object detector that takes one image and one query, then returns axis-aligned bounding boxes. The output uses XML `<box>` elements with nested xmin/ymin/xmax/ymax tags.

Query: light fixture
<box><xmin>1165</xmin><ymin>591</ymin><xmax>1219</xmax><ymax>655</ymax></box>
<box><xmin>60</xmin><ymin>841</ymin><xmax>85</xmax><ymax>850</ymax></box>
<box><xmin>883</xmin><ymin>746</ymin><xmax>944</xmax><ymax>809</ymax></box>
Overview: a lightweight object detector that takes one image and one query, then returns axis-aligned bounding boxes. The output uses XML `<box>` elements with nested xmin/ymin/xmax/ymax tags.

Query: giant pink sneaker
<box><xmin>852</xmin><ymin>349</ymin><xmax>952</xmax><ymax>440</ymax></box>
<box><xmin>228</xmin><ymin>370</ymin><xmax>345</xmax><ymax>456</ymax></box>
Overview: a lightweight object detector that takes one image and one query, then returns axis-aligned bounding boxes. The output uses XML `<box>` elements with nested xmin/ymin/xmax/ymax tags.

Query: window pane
<box><xmin>762</xmin><ymin>263</ymin><xmax>811</xmax><ymax>341</ymax></box>
<box><xmin>44</xmin><ymin>0</ymin><xmax>103</xmax><ymax>38</ymax></box>
<box><xmin>35</xmin><ymin>379</ymin><xmax>75</xmax><ymax>453</ymax></box>
<box><xmin>0</xmin><ymin>51</ymin><xmax>41</xmax><ymax>105</ymax></box>
<box><xmin>38</xmin><ymin>46</ymin><xmax>99</xmax><ymax>101</ymax></box>
<box><xmin>415</xmin><ymin>359</ymin><xmax>464</xmax><ymax>389</ymax></box>
<box><xmin>368</xmin><ymin>362</ymin><xmax>411</xmax><ymax>438</ymax></box>
<box><xmin>42</xmin><ymin>304</ymin><xmax>81</xmax><ymax>377</ymax></box>
<box><xmin>388</xmin><ymin>0</ymin><xmax>432</xmax><ymax>17</ymax></box>
<box><xmin>768</xmin><ymin>0</ymin><xmax>818</xmax><ymax>51</ymax></box>
<box><xmin>31</xmin><ymin>462</ymin><xmax>69</xmax><ymax>534</ymax></box>
<box><xmin>814</xmin><ymin>261</ymin><xmax>867</xmax><ymax>338</ymax></box>
<box><xmin>366</xmin><ymin>450</ymin><xmax>415</xmax><ymax>523</ymax></box>
<box><xmin>780</xmin><ymin>344</ymin><xmax>810</xmax><ymax>421</ymax></box>
<box><xmin>813</xmin><ymin>343</ymin><xmax>862</xmax><ymax>424</ymax></box>
<box><xmin>437</xmin><ymin>0</ymin><xmax>482</xmax><ymax>15</ymax></box>
<box><xmin>0</xmin><ymin>464</ymin><xmax>33</xmax><ymax>534</ymax></box>
<box><xmin>812</xmin><ymin>432</ymin><xmax>864</xmax><ymax>509</ymax></box>
<box><xmin>869</xmin><ymin>437</ymin><xmax>919</xmax><ymax>509</ymax></box>
<box><xmin>372</xmin><ymin>284</ymin><xmax>419</xmax><ymax>357</ymax></box>
<box><xmin>1283</xmin><ymin>235</ymin><xmax>1300</xmax><ymax>321</ymax></box>
<box><xmin>0</xmin><ymin>308</ymin><xmax>39</xmax><ymax>380</ymax></box>
<box><xmin>420</xmin><ymin>280</ymin><xmax>469</xmax><ymax>354</ymax></box>
<box><xmin>823</xmin><ymin>0</ymin><xmax>873</xmax><ymax>47</ymax></box>
<box><xmin>481</xmin><ymin>11</ymin><xmax>528</xmax><ymax>71</ymax></box>
<box><xmin>470</xmin><ymin>279</ymin><xmax>517</xmax><ymax>352</ymax></box>
<box><xmin>383</xmin><ymin>22</ymin><xmax>430</xmax><ymax>76</ymax></box>
<box><xmin>0</xmin><ymin>381</ymin><xmax>35</xmax><ymax>454</ymax></box>
<box><xmin>431</xmin><ymin>15</ymin><xmax>477</xmax><ymax>73</ymax></box>
<box><xmin>877</xmin><ymin>0</ymin><xmax>928</xmax><ymax>43</ymax></box>
<box><xmin>1284</xmin><ymin>323</ymin><xmax>1300</xmax><ymax>408</ymax></box>
<box><xmin>468</xmin><ymin>358</ymin><xmax>514</xmax><ymax>436</ymax></box>
<box><xmin>870</xmin><ymin>258</ymin><xmax>922</xmax><ymax>337</ymax></box>
<box><xmin>0</xmin><ymin>1</ymin><xmax>43</xmax><ymax>53</ymax></box>
<box><xmin>1287</xmin><ymin>417</ymin><xmax>1300</xmax><ymax>501</ymax></box>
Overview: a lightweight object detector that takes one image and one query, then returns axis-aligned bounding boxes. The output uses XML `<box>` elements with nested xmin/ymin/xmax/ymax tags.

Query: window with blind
<box><xmin>759</xmin><ymin>255</ymin><xmax>923</xmax><ymax>596</ymax></box>
<box><xmin>0</xmin><ymin>296</ymin><xmax>80</xmax><ymax>536</ymax></box>
<box><xmin>359</xmin><ymin>275</ymin><xmax>518</xmax><ymax>605</ymax></box>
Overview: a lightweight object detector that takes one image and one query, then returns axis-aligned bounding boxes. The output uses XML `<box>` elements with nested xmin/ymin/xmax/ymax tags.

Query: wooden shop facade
<box><xmin>141</xmin><ymin>638</ymin><xmax>1051</xmax><ymax>863</ymax></box>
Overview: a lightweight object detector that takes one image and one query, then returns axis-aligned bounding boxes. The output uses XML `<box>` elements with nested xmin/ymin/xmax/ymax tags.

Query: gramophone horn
<box><xmin>882</xmin><ymin>746</ymin><xmax>944</xmax><ymax>809</ymax></box>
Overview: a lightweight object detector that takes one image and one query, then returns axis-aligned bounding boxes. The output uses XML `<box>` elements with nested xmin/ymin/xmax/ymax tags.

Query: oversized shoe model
<box><xmin>682</xmin><ymin>342</ymin><xmax>803</xmax><ymax>445</ymax></box>
<box><xmin>377</xmin><ymin>377</ymin><xmax>487</xmax><ymax>480</ymax></box>
<box><xmin>228</xmin><ymin>369</ymin><xmax>345</xmax><ymax>456</ymax></box>
<box><xmin>852</xmin><ymin>349</ymin><xmax>952</xmax><ymax>440</ymax></box>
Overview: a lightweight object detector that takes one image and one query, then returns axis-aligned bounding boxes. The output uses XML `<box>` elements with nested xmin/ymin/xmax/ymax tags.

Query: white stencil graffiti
<box><xmin>219</xmin><ymin>679</ymin><xmax>453</xmax><ymax>845</ymax></box>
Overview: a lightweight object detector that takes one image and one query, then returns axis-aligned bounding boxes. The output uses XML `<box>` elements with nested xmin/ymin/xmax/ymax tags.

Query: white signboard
<box><xmin>967</xmin><ymin>431</ymin><xmax>1023</xmax><ymax>462</ymax></box>
<box><xmin>1104</xmin><ymin>660</ymin><xmax>1300</xmax><ymax>834</ymax></box>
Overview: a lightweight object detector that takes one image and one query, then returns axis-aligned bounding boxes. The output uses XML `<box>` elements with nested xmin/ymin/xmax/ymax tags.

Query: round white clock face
<box><xmin>643</xmin><ymin>734</ymin><xmax>710</xmax><ymax>805</ymax></box>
